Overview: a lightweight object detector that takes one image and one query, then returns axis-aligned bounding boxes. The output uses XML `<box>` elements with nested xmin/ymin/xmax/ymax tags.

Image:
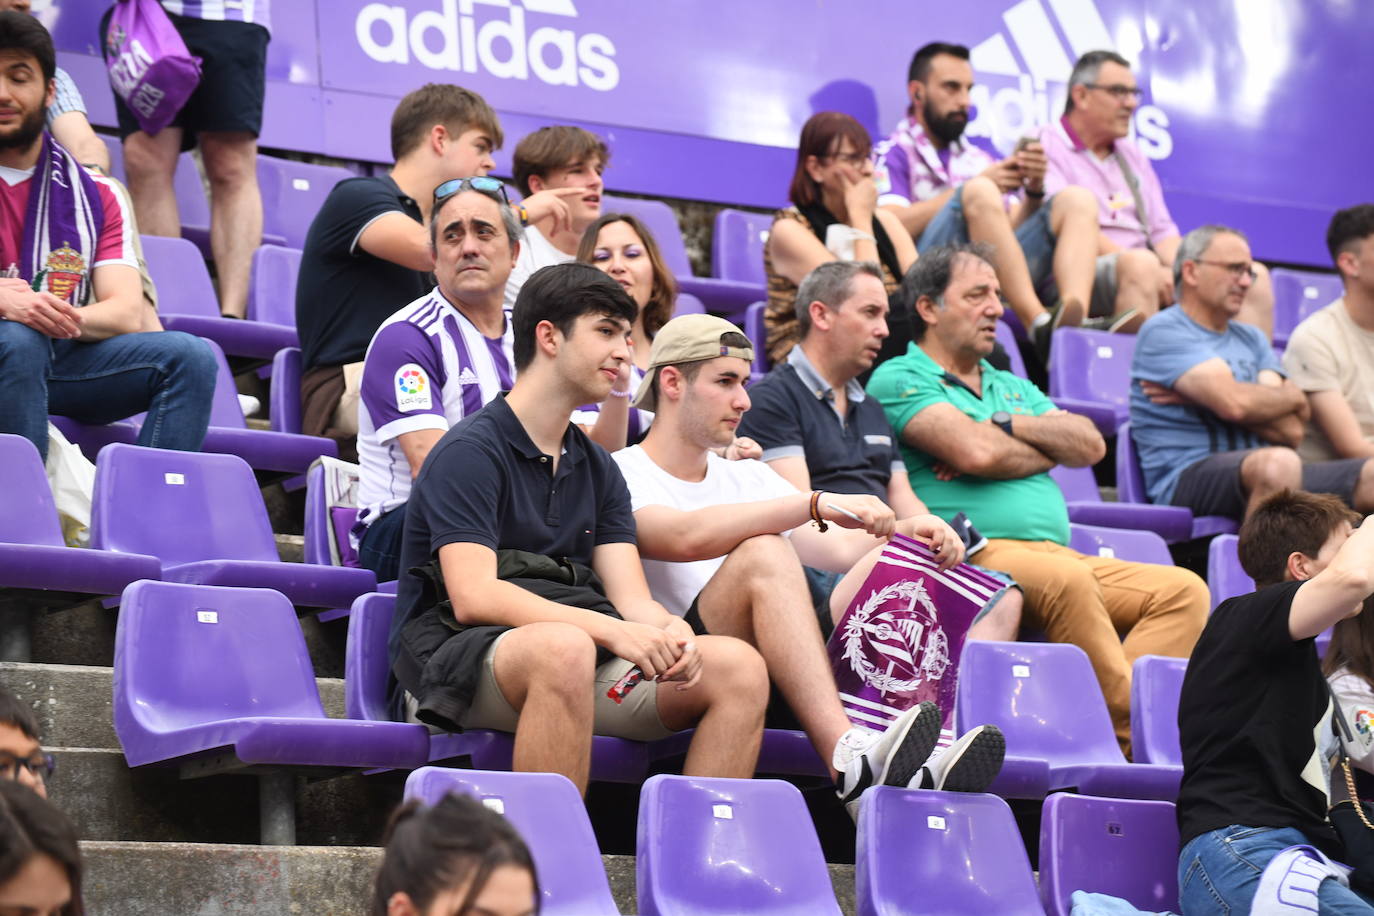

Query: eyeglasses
<box><xmin>1196</xmin><ymin>259</ymin><xmax>1258</xmax><ymax>281</ymax></box>
<box><xmin>433</xmin><ymin>176</ymin><xmax>510</xmax><ymax>209</ymax></box>
<box><xmin>827</xmin><ymin>151</ymin><xmax>870</xmax><ymax>168</ymax></box>
<box><xmin>1085</xmin><ymin>83</ymin><xmax>1144</xmax><ymax>102</ymax></box>
<box><xmin>0</xmin><ymin>750</ymin><xmax>55</xmax><ymax>782</ymax></box>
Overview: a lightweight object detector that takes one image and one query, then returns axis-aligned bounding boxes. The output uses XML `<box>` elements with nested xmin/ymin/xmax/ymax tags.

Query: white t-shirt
<box><xmin>1282</xmin><ymin>299</ymin><xmax>1374</xmax><ymax>463</ymax></box>
<box><xmin>504</xmin><ymin>225</ymin><xmax>574</xmax><ymax>309</ymax></box>
<box><xmin>612</xmin><ymin>445</ymin><xmax>798</xmax><ymax>615</ymax></box>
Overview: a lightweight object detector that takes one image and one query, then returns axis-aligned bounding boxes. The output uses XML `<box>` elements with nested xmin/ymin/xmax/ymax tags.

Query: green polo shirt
<box><xmin>867</xmin><ymin>342</ymin><xmax>1070</xmax><ymax>544</ymax></box>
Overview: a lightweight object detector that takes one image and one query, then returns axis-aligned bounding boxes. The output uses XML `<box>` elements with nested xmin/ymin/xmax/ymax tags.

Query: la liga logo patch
<box><xmin>394</xmin><ymin>363</ymin><xmax>432</xmax><ymax>412</ymax></box>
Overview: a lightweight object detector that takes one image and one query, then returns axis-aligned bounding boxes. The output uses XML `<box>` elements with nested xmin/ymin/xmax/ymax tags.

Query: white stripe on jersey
<box><xmin>356</xmin><ymin>289</ymin><xmax>514</xmax><ymax>526</ymax></box>
<box><xmin>160</xmin><ymin>0</ymin><xmax>270</xmax><ymax>29</ymax></box>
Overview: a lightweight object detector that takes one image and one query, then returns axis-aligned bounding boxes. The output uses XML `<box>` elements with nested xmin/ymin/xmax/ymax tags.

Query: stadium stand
<box><xmin>1129</xmin><ymin>655</ymin><xmax>1187</xmax><ymax>767</ymax></box>
<box><xmin>1047</xmin><ymin>326</ymin><xmax>1134</xmax><ymax>437</ymax></box>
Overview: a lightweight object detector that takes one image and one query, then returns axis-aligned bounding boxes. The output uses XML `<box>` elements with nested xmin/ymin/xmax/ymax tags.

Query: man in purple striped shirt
<box><xmin>1041</xmin><ymin>51</ymin><xmax>1275</xmax><ymax>338</ymax></box>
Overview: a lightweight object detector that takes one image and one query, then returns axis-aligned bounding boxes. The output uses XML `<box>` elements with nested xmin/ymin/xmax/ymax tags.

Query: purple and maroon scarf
<box><xmin>19</xmin><ymin>132</ymin><xmax>104</xmax><ymax>305</ymax></box>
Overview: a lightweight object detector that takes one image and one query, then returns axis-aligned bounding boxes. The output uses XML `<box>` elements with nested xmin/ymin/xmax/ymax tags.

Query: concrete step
<box><xmin>0</xmin><ymin>662</ymin><xmax>346</xmax><ymax>751</ymax></box>
<box><xmin>81</xmin><ymin>842</ymin><xmax>858</xmax><ymax>915</ymax></box>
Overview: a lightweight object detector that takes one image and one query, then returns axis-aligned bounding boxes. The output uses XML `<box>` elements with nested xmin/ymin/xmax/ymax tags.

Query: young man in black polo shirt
<box><xmin>389</xmin><ymin>263</ymin><xmax>769</xmax><ymax>793</ymax></box>
<box><xmin>737</xmin><ymin>260</ymin><xmax>1021</xmax><ymax>641</ymax></box>
<box><xmin>1177</xmin><ymin>490</ymin><xmax>1374</xmax><ymax>913</ymax></box>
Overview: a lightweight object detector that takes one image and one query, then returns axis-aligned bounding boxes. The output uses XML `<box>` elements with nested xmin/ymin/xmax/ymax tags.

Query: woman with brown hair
<box><xmin>763</xmin><ymin>111</ymin><xmax>918</xmax><ymax>366</ymax></box>
<box><xmin>1325</xmin><ymin>599</ymin><xmax>1374</xmax><ymax>800</ymax></box>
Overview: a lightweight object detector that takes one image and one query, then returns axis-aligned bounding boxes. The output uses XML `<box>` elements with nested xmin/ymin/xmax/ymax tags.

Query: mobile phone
<box><xmin>1014</xmin><ymin>136</ymin><xmax>1040</xmax><ymax>153</ymax></box>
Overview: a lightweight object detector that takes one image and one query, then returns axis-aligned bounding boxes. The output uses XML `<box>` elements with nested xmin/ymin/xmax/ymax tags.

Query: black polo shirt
<box><xmin>737</xmin><ymin>347</ymin><xmax>904</xmax><ymax>501</ymax></box>
<box><xmin>390</xmin><ymin>395</ymin><xmax>637</xmax><ymax>657</ymax></box>
<box><xmin>296</xmin><ymin>174</ymin><xmax>433</xmax><ymax>370</ymax></box>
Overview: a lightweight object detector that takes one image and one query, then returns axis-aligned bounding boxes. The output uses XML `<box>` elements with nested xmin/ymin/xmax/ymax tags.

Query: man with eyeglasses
<box><xmin>0</xmin><ymin>687</ymin><xmax>53</xmax><ymax>798</ymax></box>
<box><xmin>353</xmin><ymin>178</ymin><xmax>521</xmax><ymax>582</ymax></box>
<box><xmin>1130</xmin><ymin>225</ymin><xmax>1374</xmax><ymax>522</ymax></box>
<box><xmin>1042</xmin><ymin>51</ymin><xmax>1275</xmax><ymax>338</ymax></box>
<box><xmin>873</xmin><ymin>42</ymin><xmax>1135</xmax><ymax>363</ymax></box>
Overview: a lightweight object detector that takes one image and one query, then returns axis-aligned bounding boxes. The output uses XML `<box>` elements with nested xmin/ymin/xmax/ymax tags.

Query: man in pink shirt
<box><xmin>0</xmin><ymin>12</ymin><xmax>215</xmax><ymax>461</ymax></box>
<box><xmin>1041</xmin><ymin>50</ymin><xmax>1274</xmax><ymax>337</ymax></box>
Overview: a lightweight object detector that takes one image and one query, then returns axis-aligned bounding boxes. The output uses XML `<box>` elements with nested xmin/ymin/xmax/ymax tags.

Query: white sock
<box><xmin>1031</xmin><ymin>311</ymin><xmax>1051</xmax><ymax>330</ymax></box>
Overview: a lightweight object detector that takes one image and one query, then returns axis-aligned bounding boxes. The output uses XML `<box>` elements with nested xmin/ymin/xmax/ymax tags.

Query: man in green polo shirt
<box><xmin>868</xmin><ymin>244</ymin><xmax>1208</xmax><ymax>753</ymax></box>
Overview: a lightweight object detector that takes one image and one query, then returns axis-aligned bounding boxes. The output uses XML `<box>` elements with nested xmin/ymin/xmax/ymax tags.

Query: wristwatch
<box><xmin>991</xmin><ymin>411</ymin><xmax>1014</xmax><ymax>435</ymax></box>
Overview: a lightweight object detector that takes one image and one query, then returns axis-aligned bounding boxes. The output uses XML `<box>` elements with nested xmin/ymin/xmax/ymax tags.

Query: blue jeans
<box><xmin>1179</xmin><ymin>825</ymin><xmax>1374</xmax><ymax>914</ymax></box>
<box><xmin>0</xmin><ymin>321</ymin><xmax>217</xmax><ymax>461</ymax></box>
<box><xmin>358</xmin><ymin>505</ymin><xmax>407</xmax><ymax>584</ymax></box>
<box><xmin>918</xmin><ymin>183</ymin><xmax>1057</xmax><ymax>293</ymax></box>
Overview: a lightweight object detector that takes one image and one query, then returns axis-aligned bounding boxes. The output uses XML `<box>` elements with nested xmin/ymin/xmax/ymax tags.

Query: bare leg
<box><xmin>1239</xmin><ymin>447</ymin><xmax>1304</xmax><ymax>519</ymax></box>
<box><xmin>1238</xmin><ymin>261</ymin><xmax>1274</xmax><ymax>340</ymax></box>
<box><xmin>1114</xmin><ymin>249</ymin><xmax>1163</xmax><ymax>321</ymax></box>
<box><xmin>199</xmin><ymin>131</ymin><xmax>263</xmax><ymax>318</ymax></box>
<box><xmin>694</xmin><ymin>534</ymin><xmax>852</xmax><ymax>779</ymax></box>
<box><xmin>491</xmin><ymin>622</ymin><xmax>596</xmax><ymax>793</ymax></box>
<box><xmin>655</xmin><ymin>635</ymin><xmax>767</xmax><ymax>778</ymax></box>
<box><xmin>1350</xmin><ymin>460</ymin><xmax>1374</xmax><ymax>514</ymax></box>
<box><xmin>122</xmin><ymin>127</ymin><xmax>185</xmax><ymax>237</ymax></box>
<box><xmin>1047</xmin><ymin>187</ymin><xmax>1098</xmax><ymax>312</ymax></box>
<box><xmin>960</xmin><ymin>176</ymin><xmax>1068</xmax><ymax>328</ymax></box>
<box><xmin>967</xmin><ymin>587</ymin><xmax>1023</xmax><ymax>641</ymax></box>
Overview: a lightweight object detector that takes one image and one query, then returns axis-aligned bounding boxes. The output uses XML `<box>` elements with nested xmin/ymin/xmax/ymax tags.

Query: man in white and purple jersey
<box><xmin>100</xmin><ymin>0</ymin><xmax>270</xmax><ymax>320</ymax></box>
<box><xmin>354</xmin><ymin>179</ymin><xmax>521</xmax><ymax>582</ymax></box>
<box><xmin>873</xmin><ymin>42</ymin><xmax>1138</xmax><ymax>362</ymax></box>
<box><xmin>1041</xmin><ymin>50</ymin><xmax>1274</xmax><ymax>337</ymax></box>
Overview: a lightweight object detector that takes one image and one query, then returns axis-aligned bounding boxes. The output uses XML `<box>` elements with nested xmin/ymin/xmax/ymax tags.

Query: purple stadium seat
<box><xmin>712</xmin><ymin>208</ymin><xmax>771</xmax><ymax>287</ymax></box>
<box><xmin>174</xmin><ymin>152</ymin><xmax>287</xmax><ymax>257</ymax></box>
<box><xmin>1118</xmin><ymin>422</ymin><xmax>1238</xmax><ymax>541</ymax></box>
<box><xmin>113</xmin><ymin>579</ymin><xmax>428</xmax><ymax>844</ymax></box>
<box><xmin>673</xmin><ymin>292</ymin><xmax>706</xmax><ymax>315</ymax></box>
<box><xmin>744</xmin><ymin>301</ymin><xmax>768</xmax><ymax>382</ymax></box>
<box><xmin>1131</xmin><ymin>655</ymin><xmax>1186</xmax><ymax>767</ymax></box>
<box><xmin>256</xmin><ymin>155</ymin><xmax>354</xmax><ymax>250</ymax></box>
<box><xmin>637</xmin><ymin>774</ymin><xmax>842</xmax><ymax>916</ymax></box>
<box><xmin>1049</xmin><ymin>464</ymin><xmax>1194</xmax><ymax>543</ymax></box>
<box><xmin>1048</xmin><ymin>327</ymin><xmax>1133</xmax><ymax>436</ymax></box>
<box><xmin>99</xmin><ymin>134</ymin><xmax>125</xmax><ymax>181</ymax></box>
<box><xmin>303</xmin><ymin>460</ymin><xmax>361</xmax><ymax>569</ymax></box>
<box><xmin>956</xmin><ymin>640</ymin><xmax>1182</xmax><ymax>801</ymax></box>
<box><xmin>247</xmin><ymin>245</ymin><xmax>303</xmax><ymax>331</ymax></box>
<box><xmin>1272</xmin><ymin>267</ymin><xmax>1344</xmax><ymax>348</ymax></box>
<box><xmin>92</xmin><ymin>444</ymin><xmax>375</xmax><ymax>609</ymax></box>
<box><xmin>270</xmin><ymin>347</ymin><xmax>304</xmax><ymax>436</ymax></box>
<box><xmin>994</xmin><ymin>320</ymin><xmax>1028</xmax><ymax>377</ymax></box>
<box><xmin>603</xmin><ymin>195</ymin><xmax>758</xmax><ymax>322</ymax></box>
<box><xmin>344</xmin><ymin>592</ymin><xmax>649</xmax><ymax>781</ymax></box>
<box><xmin>142</xmin><ymin>235</ymin><xmax>297</xmax><ymax>361</ymax></box>
<box><xmin>855</xmin><ymin>787</ymin><xmax>1041</xmax><ymax>916</ymax></box>
<box><xmin>1039</xmin><ymin>793</ymin><xmax>1180</xmax><ymax>916</ymax></box>
<box><xmin>1207</xmin><ymin>533</ymin><xmax>1254</xmax><ymax>611</ymax></box>
<box><xmin>0</xmin><ymin>434</ymin><xmax>161</xmax><ymax>660</ymax></box>
<box><xmin>405</xmin><ymin>767</ymin><xmax>619</xmax><ymax>916</ymax></box>
<box><xmin>1068</xmin><ymin>522</ymin><xmax>1174</xmax><ymax>566</ymax></box>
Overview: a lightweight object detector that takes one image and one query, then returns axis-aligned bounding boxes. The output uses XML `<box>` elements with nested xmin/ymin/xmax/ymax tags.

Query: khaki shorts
<box><xmin>436</xmin><ymin>630</ymin><xmax>677</xmax><ymax>742</ymax></box>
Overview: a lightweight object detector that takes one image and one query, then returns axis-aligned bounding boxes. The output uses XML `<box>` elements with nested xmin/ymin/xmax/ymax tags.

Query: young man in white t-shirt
<box><xmin>613</xmin><ymin>314</ymin><xmax>1006</xmax><ymax>815</ymax></box>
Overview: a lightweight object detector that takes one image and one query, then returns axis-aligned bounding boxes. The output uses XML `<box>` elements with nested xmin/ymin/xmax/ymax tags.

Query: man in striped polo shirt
<box><xmin>354</xmin><ymin>179</ymin><xmax>520</xmax><ymax>582</ymax></box>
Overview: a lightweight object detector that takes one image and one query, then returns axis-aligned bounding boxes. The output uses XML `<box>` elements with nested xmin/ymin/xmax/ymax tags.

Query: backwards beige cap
<box><xmin>630</xmin><ymin>313</ymin><xmax>754</xmax><ymax>412</ymax></box>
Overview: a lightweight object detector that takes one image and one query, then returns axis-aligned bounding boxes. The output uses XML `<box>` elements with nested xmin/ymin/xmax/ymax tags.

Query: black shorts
<box><xmin>1171</xmin><ymin>448</ymin><xmax>1366</xmax><ymax>520</ymax></box>
<box><xmin>103</xmin><ymin>10</ymin><xmax>269</xmax><ymax>146</ymax></box>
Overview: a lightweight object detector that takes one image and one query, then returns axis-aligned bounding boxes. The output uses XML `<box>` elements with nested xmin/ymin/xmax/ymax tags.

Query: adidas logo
<box><xmin>356</xmin><ymin>0</ymin><xmax>619</xmax><ymax>91</ymax></box>
<box><xmin>961</xmin><ymin>0</ymin><xmax>1173</xmax><ymax>159</ymax></box>
<box><xmin>457</xmin><ymin>367</ymin><xmax>480</xmax><ymax>385</ymax></box>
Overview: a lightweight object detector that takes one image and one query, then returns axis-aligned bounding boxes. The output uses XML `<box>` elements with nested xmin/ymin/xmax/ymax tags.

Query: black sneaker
<box><xmin>1081</xmin><ymin>307</ymin><xmax>1143</xmax><ymax>334</ymax></box>
<box><xmin>834</xmin><ymin>701</ymin><xmax>943</xmax><ymax>819</ymax></box>
<box><xmin>1031</xmin><ymin>299</ymin><xmax>1085</xmax><ymax>364</ymax></box>
<box><xmin>912</xmin><ymin>724</ymin><xmax>1006</xmax><ymax>792</ymax></box>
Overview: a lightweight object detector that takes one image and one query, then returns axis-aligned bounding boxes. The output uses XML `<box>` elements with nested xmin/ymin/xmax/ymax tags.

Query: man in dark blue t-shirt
<box><xmin>1177</xmin><ymin>490</ymin><xmax>1374</xmax><ymax>913</ymax></box>
<box><xmin>390</xmin><ymin>263</ymin><xmax>768</xmax><ymax>794</ymax></box>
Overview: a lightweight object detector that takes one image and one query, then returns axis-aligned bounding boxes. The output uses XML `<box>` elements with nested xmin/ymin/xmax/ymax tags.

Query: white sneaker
<box><xmin>910</xmin><ymin>724</ymin><xmax>1006</xmax><ymax>793</ymax></box>
<box><xmin>835</xmin><ymin>701</ymin><xmax>942</xmax><ymax>819</ymax></box>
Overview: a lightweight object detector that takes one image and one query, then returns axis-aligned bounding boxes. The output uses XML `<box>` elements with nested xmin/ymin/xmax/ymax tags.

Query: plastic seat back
<box><xmin>1115</xmin><ymin>421</ymin><xmax>1149</xmax><ymax>503</ymax></box>
<box><xmin>0</xmin><ymin>434</ymin><xmax>67</xmax><ymax>547</ymax></box>
<box><xmin>141</xmin><ymin>234</ymin><xmax>220</xmax><ymax>318</ymax></box>
<box><xmin>173</xmin><ymin>153</ymin><xmax>211</xmax><ymax>237</ymax></box>
<box><xmin>92</xmin><ymin>443</ymin><xmax>279</xmax><ymax>565</ymax></box>
<box><xmin>100</xmin><ymin>135</ymin><xmax>126</xmax><ymax>182</ymax></box>
<box><xmin>856</xmin><ymin>787</ymin><xmax>1041</xmax><ymax>916</ymax></box>
<box><xmin>406</xmin><ymin>767</ymin><xmax>619</xmax><ymax>916</ymax></box>
<box><xmin>713</xmin><ymin>208</ymin><xmax>771</xmax><ymax>285</ymax></box>
<box><xmin>1068</xmin><ymin>523</ymin><xmax>1174</xmax><ymax>566</ymax></box>
<box><xmin>344</xmin><ymin>592</ymin><xmax>394</xmax><ymax>722</ymax></box>
<box><xmin>1131</xmin><ymin>655</ymin><xmax>1186</xmax><ymax>766</ymax></box>
<box><xmin>995</xmin><ymin>320</ymin><xmax>1028</xmax><ymax>377</ymax></box>
<box><xmin>270</xmin><ymin>347</ymin><xmax>303</xmax><ymax>435</ymax></box>
<box><xmin>114</xmin><ymin>580</ymin><xmax>325</xmax><ymax>742</ymax></box>
<box><xmin>1039</xmin><ymin>792</ymin><xmax>1179</xmax><ymax>916</ymax></box>
<box><xmin>203</xmin><ymin>338</ymin><xmax>252</xmax><ymax>429</ymax></box>
<box><xmin>601</xmin><ymin>196</ymin><xmax>693</xmax><ymax>277</ymax></box>
<box><xmin>1207</xmin><ymin>533</ymin><xmax>1254</xmax><ymax>610</ymax></box>
<box><xmin>248</xmin><ymin>245</ymin><xmax>303</xmax><ymax>327</ymax></box>
<box><xmin>1272</xmin><ymin>268</ymin><xmax>1343</xmax><ymax>345</ymax></box>
<box><xmin>257</xmin><ymin>156</ymin><xmax>354</xmax><ymax>250</ymax></box>
<box><xmin>744</xmin><ymin>301</ymin><xmax>769</xmax><ymax>377</ymax></box>
<box><xmin>1049</xmin><ymin>327</ymin><xmax>1135</xmax><ymax>412</ymax></box>
<box><xmin>637</xmin><ymin>774</ymin><xmax>841</xmax><ymax>916</ymax></box>
<box><xmin>673</xmin><ymin>292</ymin><xmax>706</xmax><ymax>315</ymax></box>
<box><xmin>957</xmin><ymin>640</ymin><xmax>1125</xmax><ymax>767</ymax></box>
<box><xmin>1048</xmin><ymin>464</ymin><xmax>1100</xmax><ymax>503</ymax></box>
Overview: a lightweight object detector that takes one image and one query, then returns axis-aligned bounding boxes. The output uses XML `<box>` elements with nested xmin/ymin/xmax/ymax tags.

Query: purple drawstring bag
<box><xmin>827</xmin><ymin>534</ymin><xmax>1007</xmax><ymax>749</ymax></box>
<box><xmin>102</xmin><ymin>0</ymin><xmax>202</xmax><ymax>135</ymax></box>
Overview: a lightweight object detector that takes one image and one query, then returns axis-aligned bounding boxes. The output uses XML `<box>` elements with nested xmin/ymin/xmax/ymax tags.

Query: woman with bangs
<box><xmin>763</xmin><ymin>111</ymin><xmax>917</xmax><ymax>366</ymax></box>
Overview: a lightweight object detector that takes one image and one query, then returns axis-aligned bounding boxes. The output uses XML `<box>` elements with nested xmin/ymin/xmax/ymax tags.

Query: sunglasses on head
<box><xmin>433</xmin><ymin>176</ymin><xmax>510</xmax><ymax>208</ymax></box>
